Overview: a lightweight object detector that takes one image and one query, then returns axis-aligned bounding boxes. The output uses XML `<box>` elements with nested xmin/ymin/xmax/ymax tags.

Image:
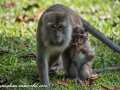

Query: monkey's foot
<box><xmin>76</xmin><ymin>78</ymin><xmax>85</xmax><ymax>86</ymax></box>
<box><xmin>66</xmin><ymin>77</ymin><xmax>85</xmax><ymax>86</ymax></box>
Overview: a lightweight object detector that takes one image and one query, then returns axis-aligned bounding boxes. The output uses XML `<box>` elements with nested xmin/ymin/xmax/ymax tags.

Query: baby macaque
<box><xmin>68</xmin><ymin>27</ymin><xmax>95</xmax><ymax>80</ymax></box>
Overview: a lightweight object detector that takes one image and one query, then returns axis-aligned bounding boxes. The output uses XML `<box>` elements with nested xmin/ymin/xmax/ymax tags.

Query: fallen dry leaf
<box><xmin>27</xmin><ymin>28</ymin><xmax>36</xmax><ymax>36</ymax></box>
<box><xmin>33</xmin><ymin>77</ymin><xmax>41</xmax><ymax>81</ymax></box>
<box><xmin>23</xmin><ymin>3</ymin><xmax>39</xmax><ymax>11</ymax></box>
<box><xmin>0</xmin><ymin>50</ymin><xmax>9</xmax><ymax>54</ymax></box>
<box><xmin>0</xmin><ymin>50</ymin><xmax>9</xmax><ymax>53</ymax></box>
<box><xmin>114</xmin><ymin>0</ymin><xmax>120</xmax><ymax>4</ymax></box>
<box><xmin>83</xmin><ymin>74</ymin><xmax>100</xmax><ymax>90</ymax></box>
<box><xmin>76</xmin><ymin>78</ymin><xmax>85</xmax><ymax>86</ymax></box>
<box><xmin>4</xmin><ymin>20</ymin><xmax>9</xmax><ymax>25</ymax></box>
<box><xmin>2</xmin><ymin>2</ymin><xmax>18</xmax><ymax>8</ymax></box>
<box><xmin>92</xmin><ymin>18</ymin><xmax>99</xmax><ymax>22</ymax></box>
<box><xmin>57</xmin><ymin>80</ymin><xmax>70</xmax><ymax>87</ymax></box>
<box><xmin>101</xmin><ymin>85</ymin><xmax>120</xmax><ymax>90</ymax></box>
<box><xmin>99</xmin><ymin>15</ymin><xmax>110</xmax><ymax>20</ymax></box>
<box><xmin>112</xmin><ymin>22</ymin><xmax>118</xmax><ymax>27</ymax></box>
<box><xmin>20</xmin><ymin>53</ymin><xmax>36</xmax><ymax>59</ymax></box>
<box><xmin>18</xmin><ymin>44</ymin><xmax>29</xmax><ymax>48</ymax></box>
<box><xmin>16</xmin><ymin>15</ymin><xmax>24</xmax><ymax>21</ymax></box>
<box><xmin>15</xmin><ymin>9</ymin><xmax>45</xmax><ymax>22</ymax></box>
<box><xmin>0</xmin><ymin>79</ymin><xmax>8</xmax><ymax>85</ymax></box>
<box><xmin>32</xmin><ymin>74</ymin><xmax>41</xmax><ymax>82</ymax></box>
<box><xmin>33</xmin><ymin>9</ymin><xmax>46</xmax><ymax>20</ymax></box>
<box><xmin>15</xmin><ymin>14</ymin><xmax>30</xmax><ymax>22</ymax></box>
<box><xmin>85</xmin><ymin>74</ymin><xmax>100</xmax><ymax>88</ymax></box>
<box><xmin>81</xmin><ymin>9</ymin><xmax>98</xmax><ymax>14</ymax></box>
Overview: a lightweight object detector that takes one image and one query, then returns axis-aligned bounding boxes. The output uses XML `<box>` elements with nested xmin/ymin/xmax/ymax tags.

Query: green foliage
<box><xmin>0</xmin><ymin>0</ymin><xmax>120</xmax><ymax>90</ymax></box>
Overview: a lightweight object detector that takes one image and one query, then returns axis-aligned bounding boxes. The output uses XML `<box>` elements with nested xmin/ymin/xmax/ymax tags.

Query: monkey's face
<box><xmin>47</xmin><ymin>23</ymin><xmax>66</xmax><ymax>45</ymax></box>
<box><xmin>41</xmin><ymin>12</ymin><xmax>72</xmax><ymax>48</ymax></box>
<box><xmin>73</xmin><ymin>27</ymin><xmax>88</xmax><ymax>45</ymax></box>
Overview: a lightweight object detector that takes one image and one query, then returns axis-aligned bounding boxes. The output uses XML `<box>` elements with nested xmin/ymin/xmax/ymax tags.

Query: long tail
<box><xmin>93</xmin><ymin>64</ymin><xmax>120</xmax><ymax>73</ymax></box>
<box><xmin>81</xmin><ymin>18</ymin><xmax>120</xmax><ymax>53</ymax></box>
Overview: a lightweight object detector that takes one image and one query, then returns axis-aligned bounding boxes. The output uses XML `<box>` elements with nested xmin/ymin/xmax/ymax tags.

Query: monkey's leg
<box><xmin>49</xmin><ymin>56</ymin><xmax>63</xmax><ymax>75</ymax></box>
<box><xmin>62</xmin><ymin>51</ymin><xmax>72</xmax><ymax>76</ymax></box>
<box><xmin>79</xmin><ymin>64</ymin><xmax>92</xmax><ymax>80</ymax></box>
<box><xmin>49</xmin><ymin>54</ymin><xmax>62</xmax><ymax>69</ymax></box>
<box><xmin>69</xmin><ymin>61</ymin><xmax>78</xmax><ymax>78</ymax></box>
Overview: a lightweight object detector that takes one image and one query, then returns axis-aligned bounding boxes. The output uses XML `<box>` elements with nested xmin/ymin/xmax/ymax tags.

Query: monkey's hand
<box><xmin>72</xmin><ymin>43</ymin><xmax>78</xmax><ymax>46</ymax></box>
<box><xmin>82</xmin><ymin>47</ymin><xmax>88</xmax><ymax>54</ymax></box>
<box><xmin>87</xmin><ymin>51</ymin><xmax>95</xmax><ymax>60</ymax></box>
<box><xmin>76</xmin><ymin>45</ymin><xmax>84</xmax><ymax>53</ymax></box>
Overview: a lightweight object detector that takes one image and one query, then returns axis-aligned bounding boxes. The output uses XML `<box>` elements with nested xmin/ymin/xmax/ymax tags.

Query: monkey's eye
<box><xmin>58</xmin><ymin>25</ymin><xmax>64</xmax><ymax>30</ymax></box>
<box><xmin>51</xmin><ymin>25</ymin><xmax>56</xmax><ymax>30</ymax></box>
<box><xmin>81</xmin><ymin>31</ymin><xmax>84</xmax><ymax>34</ymax></box>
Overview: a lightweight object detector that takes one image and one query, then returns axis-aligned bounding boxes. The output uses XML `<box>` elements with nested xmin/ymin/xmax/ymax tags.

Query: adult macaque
<box><xmin>36</xmin><ymin>4</ymin><xmax>120</xmax><ymax>87</ymax></box>
<box><xmin>36</xmin><ymin>10</ymin><xmax>72</xmax><ymax>87</ymax></box>
<box><xmin>67</xmin><ymin>27</ymin><xmax>95</xmax><ymax>80</ymax></box>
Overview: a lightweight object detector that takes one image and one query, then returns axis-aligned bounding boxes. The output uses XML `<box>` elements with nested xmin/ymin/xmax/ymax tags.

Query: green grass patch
<box><xmin>0</xmin><ymin>0</ymin><xmax>120</xmax><ymax>90</ymax></box>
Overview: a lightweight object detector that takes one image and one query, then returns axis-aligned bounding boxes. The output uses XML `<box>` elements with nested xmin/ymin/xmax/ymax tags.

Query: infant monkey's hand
<box><xmin>76</xmin><ymin>45</ymin><xmax>84</xmax><ymax>53</ymax></box>
<box><xmin>82</xmin><ymin>47</ymin><xmax>88</xmax><ymax>54</ymax></box>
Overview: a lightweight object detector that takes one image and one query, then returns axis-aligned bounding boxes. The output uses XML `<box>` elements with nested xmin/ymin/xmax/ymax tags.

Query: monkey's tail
<box><xmin>93</xmin><ymin>64</ymin><xmax>120</xmax><ymax>73</ymax></box>
<box><xmin>81</xmin><ymin>18</ymin><xmax>120</xmax><ymax>53</ymax></box>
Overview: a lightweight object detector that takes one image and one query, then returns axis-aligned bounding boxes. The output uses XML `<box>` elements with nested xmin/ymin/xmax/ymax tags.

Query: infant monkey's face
<box><xmin>72</xmin><ymin>27</ymin><xmax>88</xmax><ymax>45</ymax></box>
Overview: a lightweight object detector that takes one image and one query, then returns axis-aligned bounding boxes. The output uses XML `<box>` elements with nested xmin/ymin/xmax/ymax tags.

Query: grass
<box><xmin>0</xmin><ymin>0</ymin><xmax>120</xmax><ymax>90</ymax></box>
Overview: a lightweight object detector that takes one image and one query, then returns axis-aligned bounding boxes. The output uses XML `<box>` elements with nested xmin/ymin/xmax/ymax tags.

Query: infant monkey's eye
<box><xmin>81</xmin><ymin>31</ymin><xmax>84</xmax><ymax>34</ymax></box>
<box><xmin>58</xmin><ymin>25</ymin><xmax>64</xmax><ymax>30</ymax></box>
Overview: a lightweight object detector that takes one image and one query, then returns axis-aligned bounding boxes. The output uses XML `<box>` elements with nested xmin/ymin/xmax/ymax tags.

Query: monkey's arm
<box><xmin>81</xmin><ymin>18</ymin><xmax>120</xmax><ymax>53</ymax></box>
<box><xmin>36</xmin><ymin>22</ymin><xmax>50</xmax><ymax>87</ymax></box>
<box><xmin>36</xmin><ymin>43</ymin><xmax>50</xmax><ymax>87</ymax></box>
<box><xmin>82</xmin><ymin>40</ymin><xmax>95</xmax><ymax>60</ymax></box>
<box><xmin>87</xmin><ymin>50</ymin><xmax>95</xmax><ymax>60</ymax></box>
<box><xmin>93</xmin><ymin>64</ymin><xmax>120</xmax><ymax>73</ymax></box>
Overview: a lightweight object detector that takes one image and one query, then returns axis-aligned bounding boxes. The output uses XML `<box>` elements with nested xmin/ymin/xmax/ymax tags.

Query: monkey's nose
<box><xmin>55</xmin><ymin>35</ymin><xmax>61</xmax><ymax>41</ymax></box>
<box><xmin>56</xmin><ymin>35</ymin><xmax>60</xmax><ymax>40</ymax></box>
<box><xmin>78</xmin><ymin>39</ymin><xmax>83</xmax><ymax>44</ymax></box>
<box><xmin>53</xmin><ymin>37</ymin><xmax>61</xmax><ymax>44</ymax></box>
